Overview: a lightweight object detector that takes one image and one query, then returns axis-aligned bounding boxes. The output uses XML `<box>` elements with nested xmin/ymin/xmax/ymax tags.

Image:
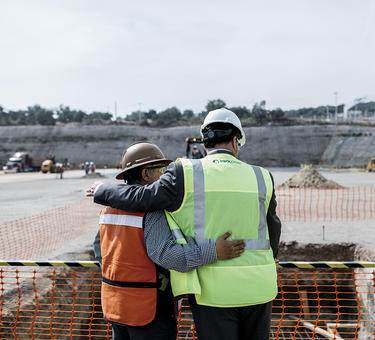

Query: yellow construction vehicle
<box><xmin>41</xmin><ymin>160</ymin><xmax>56</xmax><ymax>173</ymax></box>
<box><xmin>366</xmin><ymin>157</ymin><xmax>375</xmax><ymax>172</ymax></box>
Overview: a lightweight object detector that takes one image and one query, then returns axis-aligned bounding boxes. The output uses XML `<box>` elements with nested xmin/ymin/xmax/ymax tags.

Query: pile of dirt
<box><xmin>280</xmin><ymin>165</ymin><xmax>342</xmax><ymax>188</ymax></box>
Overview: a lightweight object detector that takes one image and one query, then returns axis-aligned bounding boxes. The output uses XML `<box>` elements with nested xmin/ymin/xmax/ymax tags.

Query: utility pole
<box><xmin>334</xmin><ymin>92</ymin><xmax>338</xmax><ymax>120</ymax></box>
<box><xmin>138</xmin><ymin>102</ymin><xmax>142</xmax><ymax>121</ymax></box>
<box><xmin>326</xmin><ymin>106</ymin><xmax>329</xmax><ymax>121</ymax></box>
<box><xmin>114</xmin><ymin>101</ymin><xmax>117</xmax><ymax>120</ymax></box>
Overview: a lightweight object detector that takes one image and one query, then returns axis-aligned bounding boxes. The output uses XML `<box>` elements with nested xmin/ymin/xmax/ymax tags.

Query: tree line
<box><xmin>1</xmin><ymin>100</ymin><xmax>373</xmax><ymax>127</ymax></box>
<box><xmin>0</xmin><ymin>105</ymin><xmax>112</xmax><ymax>126</ymax></box>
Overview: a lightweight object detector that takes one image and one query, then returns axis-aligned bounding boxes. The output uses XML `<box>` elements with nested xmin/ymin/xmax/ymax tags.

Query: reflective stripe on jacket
<box><xmin>165</xmin><ymin>153</ymin><xmax>278</xmax><ymax>307</ymax></box>
<box><xmin>100</xmin><ymin>207</ymin><xmax>157</xmax><ymax>326</ymax></box>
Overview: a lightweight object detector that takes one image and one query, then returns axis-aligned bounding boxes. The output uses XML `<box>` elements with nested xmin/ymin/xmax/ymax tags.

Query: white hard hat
<box><xmin>200</xmin><ymin>108</ymin><xmax>246</xmax><ymax>146</ymax></box>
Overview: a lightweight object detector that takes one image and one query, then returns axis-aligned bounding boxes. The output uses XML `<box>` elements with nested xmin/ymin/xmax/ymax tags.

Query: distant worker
<box><xmin>191</xmin><ymin>145</ymin><xmax>204</xmax><ymax>159</ymax></box>
<box><xmin>55</xmin><ymin>164</ymin><xmax>64</xmax><ymax>180</ymax></box>
<box><xmin>90</xmin><ymin>161</ymin><xmax>96</xmax><ymax>173</ymax></box>
<box><xmin>59</xmin><ymin>165</ymin><xmax>64</xmax><ymax>179</ymax></box>
<box><xmin>63</xmin><ymin>158</ymin><xmax>70</xmax><ymax>170</ymax></box>
<box><xmin>90</xmin><ymin>142</ymin><xmax>245</xmax><ymax>340</ymax></box>
<box><xmin>93</xmin><ymin>108</ymin><xmax>282</xmax><ymax>340</ymax></box>
<box><xmin>84</xmin><ymin>162</ymin><xmax>90</xmax><ymax>175</ymax></box>
<box><xmin>48</xmin><ymin>153</ymin><xmax>55</xmax><ymax>163</ymax></box>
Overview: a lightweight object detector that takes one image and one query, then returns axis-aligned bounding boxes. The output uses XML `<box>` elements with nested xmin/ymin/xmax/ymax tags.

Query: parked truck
<box><xmin>2</xmin><ymin>152</ymin><xmax>43</xmax><ymax>173</ymax></box>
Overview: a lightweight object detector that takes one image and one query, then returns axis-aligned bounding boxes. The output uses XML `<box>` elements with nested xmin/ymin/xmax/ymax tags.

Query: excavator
<box><xmin>185</xmin><ymin>137</ymin><xmax>206</xmax><ymax>159</ymax></box>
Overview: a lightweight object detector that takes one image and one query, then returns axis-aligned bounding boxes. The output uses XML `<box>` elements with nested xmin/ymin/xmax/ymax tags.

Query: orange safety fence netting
<box><xmin>0</xmin><ymin>265</ymin><xmax>374</xmax><ymax>339</ymax></box>
<box><xmin>276</xmin><ymin>186</ymin><xmax>375</xmax><ymax>222</ymax></box>
<box><xmin>1</xmin><ymin>187</ymin><xmax>375</xmax><ymax>260</ymax></box>
<box><xmin>0</xmin><ymin>199</ymin><xmax>101</xmax><ymax>260</ymax></box>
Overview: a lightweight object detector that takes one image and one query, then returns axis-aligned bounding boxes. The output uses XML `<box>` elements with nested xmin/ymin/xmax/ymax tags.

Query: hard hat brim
<box><xmin>115</xmin><ymin>159</ymin><xmax>172</xmax><ymax>180</ymax></box>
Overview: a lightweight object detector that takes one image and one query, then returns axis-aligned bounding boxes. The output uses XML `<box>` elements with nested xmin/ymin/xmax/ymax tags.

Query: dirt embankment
<box><xmin>0</xmin><ymin>124</ymin><xmax>374</xmax><ymax>168</ymax></box>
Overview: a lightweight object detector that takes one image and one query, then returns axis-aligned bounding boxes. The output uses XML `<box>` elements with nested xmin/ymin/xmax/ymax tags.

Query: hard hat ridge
<box><xmin>200</xmin><ymin>108</ymin><xmax>246</xmax><ymax>146</ymax></box>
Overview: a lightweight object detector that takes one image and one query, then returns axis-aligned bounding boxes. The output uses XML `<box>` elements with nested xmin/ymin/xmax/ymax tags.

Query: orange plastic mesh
<box><xmin>276</xmin><ymin>186</ymin><xmax>375</xmax><ymax>222</ymax></box>
<box><xmin>0</xmin><ymin>199</ymin><xmax>101</xmax><ymax>260</ymax></box>
<box><xmin>1</xmin><ymin>188</ymin><xmax>374</xmax><ymax>261</ymax></box>
<box><xmin>0</xmin><ymin>267</ymin><xmax>374</xmax><ymax>339</ymax></box>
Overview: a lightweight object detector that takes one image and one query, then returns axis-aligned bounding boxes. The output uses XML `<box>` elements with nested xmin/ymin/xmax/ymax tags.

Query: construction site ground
<box><xmin>1</xmin><ymin>167</ymin><xmax>374</xmax><ymax>260</ymax></box>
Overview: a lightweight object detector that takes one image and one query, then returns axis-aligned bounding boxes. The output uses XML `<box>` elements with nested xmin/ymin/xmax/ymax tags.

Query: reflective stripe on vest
<box><xmin>171</xmin><ymin>228</ymin><xmax>185</xmax><ymax>241</ymax></box>
<box><xmin>190</xmin><ymin>159</ymin><xmax>270</xmax><ymax>250</ymax></box>
<box><xmin>100</xmin><ymin>207</ymin><xmax>157</xmax><ymax>326</ymax></box>
<box><xmin>99</xmin><ymin>213</ymin><xmax>143</xmax><ymax>228</ymax></box>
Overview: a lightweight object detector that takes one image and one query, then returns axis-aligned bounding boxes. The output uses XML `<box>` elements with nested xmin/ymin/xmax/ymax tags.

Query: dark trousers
<box><xmin>189</xmin><ymin>295</ymin><xmax>272</xmax><ymax>340</ymax></box>
<box><xmin>111</xmin><ymin>311</ymin><xmax>176</xmax><ymax>340</ymax></box>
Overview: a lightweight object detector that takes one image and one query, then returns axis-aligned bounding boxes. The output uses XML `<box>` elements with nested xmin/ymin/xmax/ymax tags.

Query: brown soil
<box><xmin>280</xmin><ymin>165</ymin><xmax>342</xmax><ymax>188</ymax></box>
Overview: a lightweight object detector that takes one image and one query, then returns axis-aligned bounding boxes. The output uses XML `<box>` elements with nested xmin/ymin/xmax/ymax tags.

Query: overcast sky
<box><xmin>1</xmin><ymin>0</ymin><xmax>374</xmax><ymax>117</ymax></box>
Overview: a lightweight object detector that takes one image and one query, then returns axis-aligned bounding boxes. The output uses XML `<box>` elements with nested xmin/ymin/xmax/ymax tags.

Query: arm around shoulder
<box><xmin>93</xmin><ymin>162</ymin><xmax>184</xmax><ymax>212</ymax></box>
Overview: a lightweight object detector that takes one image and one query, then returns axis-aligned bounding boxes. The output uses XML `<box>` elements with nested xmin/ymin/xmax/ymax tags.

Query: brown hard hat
<box><xmin>116</xmin><ymin>142</ymin><xmax>172</xmax><ymax>180</ymax></box>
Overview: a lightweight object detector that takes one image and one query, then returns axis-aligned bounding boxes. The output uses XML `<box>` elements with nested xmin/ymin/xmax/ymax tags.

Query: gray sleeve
<box><xmin>267</xmin><ymin>172</ymin><xmax>282</xmax><ymax>258</ymax></box>
<box><xmin>94</xmin><ymin>161</ymin><xmax>184</xmax><ymax>213</ymax></box>
<box><xmin>143</xmin><ymin>211</ymin><xmax>217</xmax><ymax>273</ymax></box>
<box><xmin>93</xmin><ymin>230</ymin><xmax>102</xmax><ymax>268</ymax></box>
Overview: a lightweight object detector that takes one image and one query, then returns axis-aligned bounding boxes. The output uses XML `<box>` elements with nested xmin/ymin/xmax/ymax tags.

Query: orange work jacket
<box><xmin>99</xmin><ymin>207</ymin><xmax>157</xmax><ymax>326</ymax></box>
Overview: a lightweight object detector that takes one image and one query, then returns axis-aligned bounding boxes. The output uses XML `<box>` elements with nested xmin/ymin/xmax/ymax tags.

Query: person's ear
<box><xmin>141</xmin><ymin>168</ymin><xmax>150</xmax><ymax>182</ymax></box>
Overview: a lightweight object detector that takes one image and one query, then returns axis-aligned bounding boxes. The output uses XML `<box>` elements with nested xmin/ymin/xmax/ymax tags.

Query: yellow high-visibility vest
<box><xmin>165</xmin><ymin>152</ymin><xmax>277</xmax><ymax>307</ymax></box>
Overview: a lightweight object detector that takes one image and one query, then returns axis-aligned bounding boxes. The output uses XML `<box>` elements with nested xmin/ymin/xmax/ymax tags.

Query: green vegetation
<box><xmin>349</xmin><ymin>101</ymin><xmax>375</xmax><ymax>113</ymax></box>
<box><xmin>0</xmin><ymin>105</ymin><xmax>113</xmax><ymax>126</ymax></box>
<box><xmin>124</xmin><ymin>99</ymin><xmax>289</xmax><ymax>127</ymax></box>
<box><xmin>1</xmin><ymin>99</ymin><xmax>374</xmax><ymax>127</ymax></box>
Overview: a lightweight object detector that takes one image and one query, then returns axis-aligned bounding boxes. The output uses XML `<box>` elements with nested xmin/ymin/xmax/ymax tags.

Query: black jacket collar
<box><xmin>207</xmin><ymin>149</ymin><xmax>235</xmax><ymax>157</ymax></box>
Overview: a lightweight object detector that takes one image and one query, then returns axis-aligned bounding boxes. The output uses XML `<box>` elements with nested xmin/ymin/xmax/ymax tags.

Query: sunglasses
<box><xmin>145</xmin><ymin>165</ymin><xmax>166</xmax><ymax>174</ymax></box>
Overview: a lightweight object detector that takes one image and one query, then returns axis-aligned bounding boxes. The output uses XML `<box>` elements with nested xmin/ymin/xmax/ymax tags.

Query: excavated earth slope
<box><xmin>0</xmin><ymin>124</ymin><xmax>374</xmax><ymax>167</ymax></box>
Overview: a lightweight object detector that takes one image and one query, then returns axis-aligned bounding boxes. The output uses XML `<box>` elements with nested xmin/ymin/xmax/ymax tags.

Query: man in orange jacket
<box><xmin>91</xmin><ymin>142</ymin><xmax>245</xmax><ymax>340</ymax></box>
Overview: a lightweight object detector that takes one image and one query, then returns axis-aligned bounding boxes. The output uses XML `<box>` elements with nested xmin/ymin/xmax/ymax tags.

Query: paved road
<box><xmin>0</xmin><ymin>169</ymin><xmax>114</xmax><ymax>223</ymax></box>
